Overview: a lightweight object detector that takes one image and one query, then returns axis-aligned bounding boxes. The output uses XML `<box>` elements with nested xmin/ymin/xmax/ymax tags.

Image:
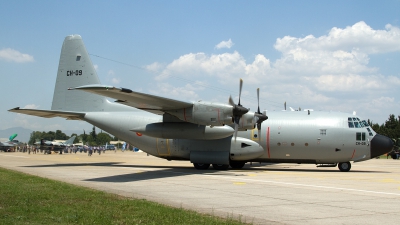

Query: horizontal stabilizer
<box><xmin>70</xmin><ymin>85</ymin><xmax>193</xmax><ymax>113</ymax></box>
<box><xmin>8</xmin><ymin>107</ymin><xmax>85</xmax><ymax>120</ymax></box>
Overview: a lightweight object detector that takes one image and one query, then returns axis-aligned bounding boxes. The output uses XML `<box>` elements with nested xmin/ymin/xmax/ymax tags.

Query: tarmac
<box><xmin>0</xmin><ymin>151</ymin><xmax>399</xmax><ymax>224</ymax></box>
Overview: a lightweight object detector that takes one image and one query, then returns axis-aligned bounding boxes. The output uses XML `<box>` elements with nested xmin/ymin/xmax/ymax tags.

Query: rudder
<box><xmin>51</xmin><ymin>35</ymin><xmax>106</xmax><ymax>112</ymax></box>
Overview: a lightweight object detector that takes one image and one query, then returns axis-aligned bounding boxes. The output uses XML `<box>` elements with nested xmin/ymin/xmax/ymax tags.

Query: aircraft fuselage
<box><xmin>82</xmin><ymin>110</ymin><xmax>386</xmax><ymax>165</ymax></box>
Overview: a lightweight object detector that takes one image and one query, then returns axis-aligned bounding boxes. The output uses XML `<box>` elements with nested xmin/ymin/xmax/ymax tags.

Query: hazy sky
<box><xmin>1</xmin><ymin>1</ymin><xmax>400</xmax><ymax>133</ymax></box>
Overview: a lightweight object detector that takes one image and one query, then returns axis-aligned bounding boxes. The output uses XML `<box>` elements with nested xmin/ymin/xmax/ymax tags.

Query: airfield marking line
<box><xmin>114</xmin><ymin>166</ymin><xmax>400</xmax><ymax>196</ymax></box>
<box><xmin>144</xmin><ymin>169</ymin><xmax>400</xmax><ymax>197</ymax></box>
<box><xmin>0</xmin><ymin>154</ymin><xmax>29</xmax><ymax>158</ymax></box>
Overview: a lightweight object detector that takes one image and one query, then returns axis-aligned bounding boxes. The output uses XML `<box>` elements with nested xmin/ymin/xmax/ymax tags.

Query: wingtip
<box><xmin>8</xmin><ymin>107</ymin><xmax>20</xmax><ymax>111</ymax></box>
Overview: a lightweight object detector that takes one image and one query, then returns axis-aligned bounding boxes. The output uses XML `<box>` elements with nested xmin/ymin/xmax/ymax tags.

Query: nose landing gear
<box><xmin>338</xmin><ymin>161</ymin><xmax>351</xmax><ymax>172</ymax></box>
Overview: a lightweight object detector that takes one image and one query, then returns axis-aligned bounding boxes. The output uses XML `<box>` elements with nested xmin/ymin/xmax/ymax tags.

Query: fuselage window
<box><xmin>348</xmin><ymin>122</ymin><xmax>354</xmax><ymax>128</ymax></box>
<box><xmin>354</xmin><ymin>122</ymin><xmax>362</xmax><ymax>128</ymax></box>
<box><xmin>356</xmin><ymin>132</ymin><xmax>366</xmax><ymax>141</ymax></box>
<box><xmin>320</xmin><ymin>129</ymin><xmax>326</xmax><ymax>135</ymax></box>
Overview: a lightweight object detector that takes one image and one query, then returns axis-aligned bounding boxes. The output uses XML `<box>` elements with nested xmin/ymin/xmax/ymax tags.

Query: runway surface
<box><xmin>1</xmin><ymin>151</ymin><xmax>399</xmax><ymax>224</ymax></box>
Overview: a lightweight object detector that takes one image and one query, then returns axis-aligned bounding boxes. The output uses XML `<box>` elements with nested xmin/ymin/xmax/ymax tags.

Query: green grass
<box><xmin>0</xmin><ymin>167</ymin><xmax>247</xmax><ymax>225</ymax></box>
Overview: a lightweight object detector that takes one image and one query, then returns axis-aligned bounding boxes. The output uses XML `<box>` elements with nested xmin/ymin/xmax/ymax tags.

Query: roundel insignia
<box><xmin>136</xmin><ymin>132</ymin><xmax>142</xmax><ymax>136</ymax></box>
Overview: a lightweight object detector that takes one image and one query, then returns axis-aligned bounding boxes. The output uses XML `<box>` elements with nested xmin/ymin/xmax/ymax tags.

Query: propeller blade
<box><xmin>228</xmin><ymin>95</ymin><xmax>235</xmax><ymax>106</ymax></box>
<box><xmin>257</xmin><ymin>88</ymin><xmax>260</xmax><ymax>114</ymax></box>
<box><xmin>238</xmin><ymin>78</ymin><xmax>243</xmax><ymax>106</ymax></box>
<box><xmin>234</xmin><ymin>122</ymin><xmax>238</xmax><ymax>142</ymax></box>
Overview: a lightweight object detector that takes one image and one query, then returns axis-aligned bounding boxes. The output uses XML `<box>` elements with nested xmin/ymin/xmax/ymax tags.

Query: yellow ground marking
<box><xmin>234</xmin><ymin>182</ymin><xmax>246</xmax><ymax>185</ymax></box>
<box><xmin>248</xmin><ymin>174</ymin><xmax>257</xmax><ymax>177</ymax></box>
<box><xmin>380</xmin><ymin>179</ymin><xmax>400</xmax><ymax>183</ymax></box>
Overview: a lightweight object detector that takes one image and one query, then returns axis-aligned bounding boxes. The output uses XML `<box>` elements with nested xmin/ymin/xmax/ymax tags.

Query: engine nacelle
<box><xmin>166</xmin><ymin>101</ymin><xmax>233</xmax><ymax>126</ymax></box>
<box><xmin>230</xmin><ymin>137</ymin><xmax>264</xmax><ymax>161</ymax></box>
<box><xmin>131</xmin><ymin>122</ymin><xmax>234</xmax><ymax>140</ymax></box>
<box><xmin>237</xmin><ymin>112</ymin><xmax>256</xmax><ymax>130</ymax></box>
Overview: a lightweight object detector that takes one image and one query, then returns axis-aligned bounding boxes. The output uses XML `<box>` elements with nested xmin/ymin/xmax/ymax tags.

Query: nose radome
<box><xmin>370</xmin><ymin>134</ymin><xmax>394</xmax><ymax>158</ymax></box>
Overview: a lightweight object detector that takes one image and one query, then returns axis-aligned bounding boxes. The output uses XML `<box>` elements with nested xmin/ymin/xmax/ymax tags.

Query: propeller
<box><xmin>229</xmin><ymin>79</ymin><xmax>249</xmax><ymax>142</ymax></box>
<box><xmin>254</xmin><ymin>88</ymin><xmax>268</xmax><ymax>143</ymax></box>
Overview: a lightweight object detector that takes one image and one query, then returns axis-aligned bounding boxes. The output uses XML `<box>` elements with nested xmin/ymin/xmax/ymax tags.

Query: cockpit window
<box><xmin>367</xmin><ymin>128</ymin><xmax>373</xmax><ymax>136</ymax></box>
<box><xmin>348</xmin><ymin>117</ymin><xmax>367</xmax><ymax>128</ymax></box>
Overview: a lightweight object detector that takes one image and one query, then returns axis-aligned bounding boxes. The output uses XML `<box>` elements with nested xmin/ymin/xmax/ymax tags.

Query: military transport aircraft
<box><xmin>34</xmin><ymin>136</ymin><xmax>76</xmax><ymax>154</ymax></box>
<box><xmin>9</xmin><ymin>35</ymin><xmax>394</xmax><ymax>171</ymax></box>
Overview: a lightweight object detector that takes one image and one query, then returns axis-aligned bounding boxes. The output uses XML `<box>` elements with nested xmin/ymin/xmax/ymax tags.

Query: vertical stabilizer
<box><xmin>64</xmin><ymin>136</ymin><xmax>76</xmax><ymax>145</ymax></box>
<box><xmin>51</xmin><ymin>35</ymin><xmax>106</xmax><ymax>112</ymax></box>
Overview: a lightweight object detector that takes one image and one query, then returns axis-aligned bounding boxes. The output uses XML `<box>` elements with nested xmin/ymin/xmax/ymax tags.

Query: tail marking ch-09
<box><xmin>9</xmin><ymin>35</ymin><xmax>394</xmax><ymax>172</ymax></box>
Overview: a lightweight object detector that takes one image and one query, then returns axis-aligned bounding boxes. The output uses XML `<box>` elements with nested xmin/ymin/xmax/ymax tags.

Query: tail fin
<box><xmin>51</xmin><ymin>35</ymin><xmax>107</xmax><ymax>112</ymax></box>
<box><xmin>65</xmin><ymin>136</ymin><xmax>76</xmax><ymax>145</ymax></box>
<box><xmin>9</xmin><ymin>133</ymin><xmax>17</xmax><ymax>141</ymax></box>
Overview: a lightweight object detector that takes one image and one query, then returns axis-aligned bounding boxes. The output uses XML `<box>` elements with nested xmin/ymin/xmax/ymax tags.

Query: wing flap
<box><xmin>70</xmin><ymin>85</ymin><xmax>193</xmax><ymax>112</ymax></box>
<box><xmin>8</xmin><ymin>107</ymin><xmax>85</xmax><ymax>120</ymax></box>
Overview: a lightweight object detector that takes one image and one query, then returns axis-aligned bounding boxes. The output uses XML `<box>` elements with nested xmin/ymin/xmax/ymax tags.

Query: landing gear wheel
<box><xmin>338</xmin><ymin>162</ymin><xmax>351</xmax><ymax>172</ymax></box>
<box><xmin>229</xmin><ymin>161</ymin><xmax>246</xmax><ymax>169</ymax></box>
<box><xmin>212</xmin><ymin>164</ymin><xmax>230</xmax><ymax>170</ymax></box>
<box><xmin>193</xmin><ymin>163</ymin><xmax>210</xmax><ymax>170</ymax></box>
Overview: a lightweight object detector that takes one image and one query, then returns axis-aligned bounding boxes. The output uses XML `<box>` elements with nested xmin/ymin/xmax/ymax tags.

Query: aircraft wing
<box><xmin>8</xmin><ymin>108</ymin><xmax>85</xmax><ymax>120</ymax></box>
<box><xmin>70</xmin><ymin>85</ymin><xmax>193</xmax><ymax>114</ymax></box>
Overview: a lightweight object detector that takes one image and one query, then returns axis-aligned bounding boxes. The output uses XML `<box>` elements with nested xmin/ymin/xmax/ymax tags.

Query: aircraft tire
<box><xmin>193</xmin><ymin>163</ymin><xmax>210</xmax><ymax>170</ymax></box>
<box><xmin>229</xmin><ymin>161</ymin><xmax>245</xmax><ymax>169</ymax></box>
<box><xmin>338</xmin><ymin>162</ymin><xmax>351</xmax><ymax>172</ymax></box>
<box><xmin>212</xmin><ymin>164</ymin><xmax>229</xmax><ymax>170</ymax></box>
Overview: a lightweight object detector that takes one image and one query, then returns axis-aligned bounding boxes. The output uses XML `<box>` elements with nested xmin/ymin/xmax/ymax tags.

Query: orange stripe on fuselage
<box><xmin>351</xmin><ymin>149</ymin><xmax>356</xmax><ymax>159</ymax></box>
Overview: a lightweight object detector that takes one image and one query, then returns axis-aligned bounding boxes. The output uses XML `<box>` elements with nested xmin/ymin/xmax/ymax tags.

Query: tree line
<box><xmin>28</xmin><ymin>126</ymin><xmax>118</xmax><ymax>146</ymax></box>
<box><xmin>369</xmin><ymin>114</ymin><xmax>400</xmax><ymax>146</ymax></box>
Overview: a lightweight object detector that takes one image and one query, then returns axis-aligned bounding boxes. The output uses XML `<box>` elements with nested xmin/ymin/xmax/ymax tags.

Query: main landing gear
<box><xmin>192</xmin><ymin>161</ymin><xmax>246</xmax><ymax>170</ymax></box>
<box><xmin>193</xmin><ymin>163</ymin><xmax>210</xmax><ymax>170</ymax></box>
<box><xmin>338</xmin><ymin>161</ymin><xmax>351</xmax><ymax>172</ymax></box>
<box><xmin>212</xmin><ymin>164</ymin><xmax>229</xmax><ymax>170</ymax></box>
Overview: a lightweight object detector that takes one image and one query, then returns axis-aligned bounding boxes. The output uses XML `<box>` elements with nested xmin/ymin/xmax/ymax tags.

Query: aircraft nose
<box><xmin>370</xmin><ymin>134</ymin><xmax>394</xmax><ymax>158</ymax></box>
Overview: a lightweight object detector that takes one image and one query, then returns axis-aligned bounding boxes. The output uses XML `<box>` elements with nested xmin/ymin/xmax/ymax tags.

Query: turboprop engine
<box><xmin>166</xmin><ymin>101</ymin><xmax>234</xmax><ymax>126</ymax></box>
<box><xmin>131</xmin><ymin>122</ymin><xmax>235</xmax><ymax>140</ymax></box>
<box><xmin>237</xmin><ymin>112</ymin><xmax>256</xmax><ymax>130</ymax></box>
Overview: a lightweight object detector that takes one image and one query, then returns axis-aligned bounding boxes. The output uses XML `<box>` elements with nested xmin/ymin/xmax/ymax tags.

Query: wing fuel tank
<box><xmin>131</xmin><ymin>122</ymin><xmax>234</xmax><ymax>140</ymax></box>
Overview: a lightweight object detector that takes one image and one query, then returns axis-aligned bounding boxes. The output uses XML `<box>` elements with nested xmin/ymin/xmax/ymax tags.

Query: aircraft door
<box><xmin>319</xmin><ymin>128</ymin><xmax>347</xmax><ymax>162</ymax></box>
<box><xmin>156</xmin><ymin>138</ymin><xmax>170</xmax><ymax>156</ymax></box>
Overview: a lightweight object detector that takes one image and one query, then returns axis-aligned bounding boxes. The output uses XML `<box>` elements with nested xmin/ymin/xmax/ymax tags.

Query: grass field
<box><xmin>0</xmin><ymin>167</ymin><xmax>247</xmax><ymax>225</ymax></box>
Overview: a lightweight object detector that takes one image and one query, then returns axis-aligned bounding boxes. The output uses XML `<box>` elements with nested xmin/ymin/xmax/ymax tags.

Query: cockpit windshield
<box><xmin>361</xmin><ymin>120</ymin><xmax>369</xmax><ymax>127</ymax></box>
<box><xmin>348</xmin><ymin>117</ymin><xmax>369</xmax><ymax>128</ymax></box>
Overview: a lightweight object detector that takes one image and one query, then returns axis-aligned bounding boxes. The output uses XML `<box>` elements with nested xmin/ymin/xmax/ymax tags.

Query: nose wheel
<box><xmin>338</xmin><ymin>162</ymin><xmax>351</xmax><ymax>172</ymax></box>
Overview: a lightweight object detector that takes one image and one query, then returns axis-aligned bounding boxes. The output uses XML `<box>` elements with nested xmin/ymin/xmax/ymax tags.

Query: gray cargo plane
<box><xmin>9</xmin><ymin>35</ymin><xmax>393</xmax><ymax>171</ymax></box>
